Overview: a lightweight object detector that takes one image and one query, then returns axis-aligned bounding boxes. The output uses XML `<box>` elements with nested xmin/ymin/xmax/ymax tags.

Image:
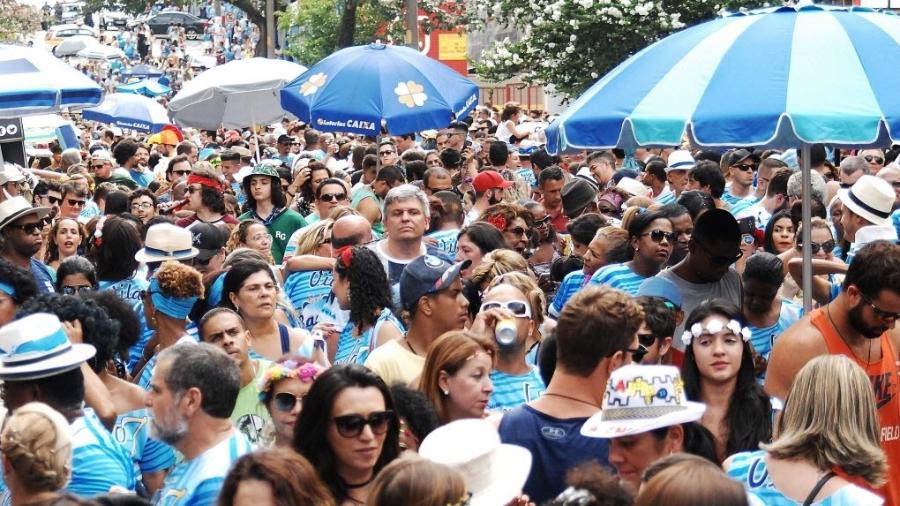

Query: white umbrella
<box><xmin>53</xmin><ymin>35</ymin><xmax>99</xmax><ymax>57</ymax></box>
<box><xmin>76</xmin><ymin>44</ymin><xmax>125</xmax><ymax>61</ymax></box>
<box><xmin>168</xmin><ymin>57</ymin><xmax>307</xmax><ymax>129</ymax></box>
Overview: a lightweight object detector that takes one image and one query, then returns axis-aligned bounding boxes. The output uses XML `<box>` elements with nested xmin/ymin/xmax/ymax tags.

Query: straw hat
<box><xmin>0</xmin><ymin>197</ymin><xmax>49</xmax><ymax>232</ymax></box>
<box><xmin>838</xmin><ymin>174</ymin><xmax>894</xmax><ymax>226</ymax></box>
<box><xmin>419</xmin><ymin>419</ymin><xmax>532</xmax><ymax>506</ymax></box>
<box><xmin>581</xmin><ymin>364</ymin><xmax>705</xmax><ymax>439</ymax></box>
<box><xmin>134</xmin><ymin>223</ymin><xmax>199</xmax><ymax>263</ymax></box>
<box><xmin>0</xmin><ymin>313</ymin><xmax>96</xmax><ymax>381</ymax></box>
<box><xmin>615</xmin><ymin>177</ymin><xmax>651</xmax><ymax>198</ymax></box>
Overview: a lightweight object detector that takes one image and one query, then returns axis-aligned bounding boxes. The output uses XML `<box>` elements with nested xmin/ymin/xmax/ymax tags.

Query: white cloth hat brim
<box><xmin>469</xmin><ymin>444</ymin><xmax>533</xmax><ymax>506</ymax></box>
<box><xmin>580</xmin><ymin>401</ymin><xmax>706</xmax><ymax>439</ymax></box>
<box><xmin>838</xmin><ymin>188</ymin><xmax>891</xmax><ymax>226</ymax></box>
<box><xmin>0</xmin><ymin>343</ymin><xmax>96</xmax><ymax>381</ymax></box>
<box><xmin>134</xmin><ymin>247</ymin><xmax>199</xmax><ymax>264</ymax></box>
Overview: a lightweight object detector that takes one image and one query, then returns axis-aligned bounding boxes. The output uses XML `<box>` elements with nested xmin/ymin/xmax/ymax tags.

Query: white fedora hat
<box><xmin>581</xmin><ymin>364</ymin><xmax>705</xmax><ymax>439</ymax></box>
<box><xmin>0</xmin><ymin>313</ymin><xmax>96</xmax><ymax>381</ymax></box>
<box><xmin>0</xmin><ymin>196</ymin><xmax>50</xmax><ymax>232</ymax></box>
<box><xmin>838</xmin><ymin>174</ymin><xmax>894</xmax><ymax>227</ymax></box>
<box><xmin>134</xmin><ymin>223</ymin><xmax>199</xmax><ymax>263</ymax></box>
<box><xmin>665</xmin><ymin>150</ymin><xmax>695</xmax><ymax>172</ymax></box>
<box><xmin>419</xmin><ymin>418</ymin><xmax>532</xmax><ymax>506</ymax></box>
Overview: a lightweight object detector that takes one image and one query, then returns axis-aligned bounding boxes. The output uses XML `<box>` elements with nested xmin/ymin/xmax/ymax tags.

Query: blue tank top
<box><xmin>498</xmin><ymin>404</ymin><xmax>611</xmax><ymax>504</ymax></box>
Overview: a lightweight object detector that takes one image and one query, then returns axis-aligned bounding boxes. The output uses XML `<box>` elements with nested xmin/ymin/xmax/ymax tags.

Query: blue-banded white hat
<box><xmin>135</xmin><ymin>223</ymin><xmax>199</xmax><ymax>263</ymax></box>
<box><xmin>0</xmin><ymin>313</ymin><xmax>96</xmax><ymax>381</ymax></box>
<box><xmin>665</xmin><ymin>150</ymin><xmax>695</xmax><ymax>173</ymax></box>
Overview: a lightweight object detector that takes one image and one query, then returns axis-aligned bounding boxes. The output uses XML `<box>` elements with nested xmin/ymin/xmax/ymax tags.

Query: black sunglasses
<box><xmin>333</xmin><ymin>410</ymin><xmax>394</xmax><ymax>438</ymax></box>
<box><xmin>319</xmin><ymin>192</ymin><xmax>347</xmax><ymax>203</ymax></box>
<box><xmin>8</xmin><ymin>219</ymin><xmax>48</xmax><ymax>234</ymax></box>
<box><xmin>864</xmin><ymin>155</ymin><xmax>885</xmax><ymax>165</ymax></box>
<box><xmin>67</xmin><ymin>199</ymin><xmax>86</xmax><ymax>207</ymax></box>
<box><xmin>796</xmin><ymin>239</ymin><xmax>835</xmax><ymax>255</ymax></box>
<box><xmin>62</xmin><ymin>285</ymin><xmax>93</xmax><ymax>295</ymax></box>
<box><xmin>626</xmin><ymin>344</ymin><xmax>649</xmax><ymax>364</ymax></box>
<box><xmin>697</xmin><ymin>241</ymin><xmax>742</xmax><ymax>266</ymax></box>
<box><xmin>46</xmin><ymin>196</ymin><xmax>62</xmax><ymax>205</ymax></box>
<box><xmin>732</xmin><ymin>163</ymin><xmax>756</xmax><ymax>172</ymax></box>
<box><xmin>637</xmin><ymin>333</ymin><xmax>657</xmax><ymax>348</ymax></box>
<box><xmin>861</xmin><ymin>293</ymin><xmax>900</xmax><ymax>321</ymax></box>
<box><xmin>379</xmin><ymin>150</ymin><xmax>396</xmax><ymax>156</ymax></box>
<box><xmin>273</xmin><ymin>392</ymin><xmax>305</xmax><ymax>412</ymax></box>
<box><xmin>642</xmin><ymin>230</ymin><xmax>675</xmax><ymax>243</ymax></box>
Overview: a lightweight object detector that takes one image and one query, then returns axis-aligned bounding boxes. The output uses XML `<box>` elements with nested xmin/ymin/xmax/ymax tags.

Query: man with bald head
<box><xmin>332</xmin><ymin>214</ymin><xmax>374</xmax><ymax>248</ymax></box>
<box><xmin>877</xmin><ymin>164</ymin><xmax>900</xmax><ymax>211</ymax></box>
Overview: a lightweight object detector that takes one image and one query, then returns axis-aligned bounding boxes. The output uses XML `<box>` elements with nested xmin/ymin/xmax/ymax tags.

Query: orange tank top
<box><xmin>811</xmin><ymin>307</ymin><xmax>900</xmax><ymax>506</ymax></box>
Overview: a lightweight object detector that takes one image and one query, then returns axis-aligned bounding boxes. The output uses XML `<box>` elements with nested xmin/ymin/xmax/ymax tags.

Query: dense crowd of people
<box><xmin>1</xmin><ymin>83</ymin><xmax>900</xmax><ymax>506</ymax></box>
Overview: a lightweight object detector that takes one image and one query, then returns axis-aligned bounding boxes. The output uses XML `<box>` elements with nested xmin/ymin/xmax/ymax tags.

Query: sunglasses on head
<box><xmin>319</xmin><ymin>192</ymin><xmax>347</xmax><ymax>203</ymax></box>
<box><xmin>333</xmin><ymin>410</ymin><xmax>394</xmax><ymax>438</ymax></box>
<box><xmin>642</xmin><ymin>230</ymin><xmax>675</xmax><ymax>243</ymax></box>
<box><xmin>273</xmin><ymin>392</ymin><xmax>305</xmax><ymax>412</ymax></box>
<box><xmin>864</xmin><ymin>155</ymin><xmax>884</xmax><ymax>165</ymax></box>
<box><xmin>481</xmin><ymin>299</ymin><xmax>532</xmax><ymax>318</ymax></box>
<box><xmin>796</xmin><ymin>239</ymin><xmax>835</xmax><ymax>254</ymax></box>
<box><xmin>733</xmin><ymin>163</ymin><xmax>756</xmax><ymax>172</ymax></box>
<box><xmin>62</xmin><ymin>285</ymin><xmax>93</xmax><ymax>295</ymax></box>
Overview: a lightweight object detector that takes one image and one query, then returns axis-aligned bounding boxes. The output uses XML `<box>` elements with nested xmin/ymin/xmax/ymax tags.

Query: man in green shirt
<box><xmin>238</xmin><ymin>164</ymin><xmax>306</xmax><ymax>263</ymax></box>
<box><xmin>198</xmin><ymin>307</ymin><xmax>271</xmax><ymax>444</ymax></box>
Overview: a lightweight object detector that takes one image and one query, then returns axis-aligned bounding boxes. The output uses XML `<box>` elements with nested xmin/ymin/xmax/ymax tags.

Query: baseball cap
<box><xmin>636</xmin><ymin>277</ymin><xmax>683</xmax><ymax>309</ymax></box>
<box><xmin>400</xmin><ymin>255</ymin><xmax>471</xmax><ymax>311</ymax></box>
<box><xmin>722</xmin><ymin>149</ymin><xmax>760</xmax><ymax>168</ymax></box>
<box><xmin>277</xmin><ymin>134</ymin><xmax>293</xmax><ymax>145</ymax></box>
<box><xmin>473</xmin><ymin>170</ymin><xmax>514</xmax><ymax>193</ymax></box>
<box><xmin>190</xmin><ymin>223</ymin><xmax>226</xmax><ymax>261</ymax></box>
<box><xmin>90</xmin><ymin>149</ymin><xmax>113</xmax><ymax>162</ymax></box>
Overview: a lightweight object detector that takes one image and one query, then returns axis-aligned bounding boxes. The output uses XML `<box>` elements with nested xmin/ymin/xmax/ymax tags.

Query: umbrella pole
<box><xmin>800</xmin><ymin>144</ymin><xmax>813</xmax><ymax>312</ymax></box>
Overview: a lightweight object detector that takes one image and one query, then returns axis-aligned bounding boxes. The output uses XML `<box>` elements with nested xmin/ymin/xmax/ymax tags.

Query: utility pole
<box><xmin>405</xmin><ymin>0</ymin><xmax>418</xmax><ymax>50</ymax></box>
<box><xmin>266</xmin><ymin>0</ymin><xmax>275</xmax><ymax>57</ymax></box>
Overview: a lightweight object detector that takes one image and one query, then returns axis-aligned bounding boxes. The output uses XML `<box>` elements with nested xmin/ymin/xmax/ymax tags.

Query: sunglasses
<box><xmin>637</xmin><ymin>333</ymin><xmax>657</xmax><ymax>348</ymax></box>
<box><xmin>8</xmin><ymin>219</ymin><xmax>49</xmax><ymax>234</ymax></box>
<box><xmin>626</xmin><ymin>344</ymin><xmax>649</xmax><ymax>364</ymax></box>
<box><xmin>62</xmin><ymin>285</ymin><xmax>93</xmax><ymax>295</ymax></box>
<box><xmin>732</xmin><ymin>163</ymin><xmax>756</xmax><ymax>172</ymax></box>
<box><xmin>697</xmin><ymin>241</ymin><xmax>743</xmax><ymax>266</ymax></box>
<box><xmin>796</xmin><ymin>239</ymin><xmax>835</xmax><ymax>254</ymax></box>
<box><xmin>505</xmin><ymin>226</ymin><xmax>528</xmax><ymax>238</ymax></box>
<box><xmin>273</xmin><ymin>392</ymin><xmax>305</xmax><ymax>412</ymax></box>
<box><xmin>741</xmin><ymin>234</ymin><xmax>755</xmax><ymax>245</ymax></box>
<box><xmin>46</xmin><ymin>196</ymin><xmax>62</xmax><ymax>205</ymax></box>
<box><xmin>333</xmin><ymin>410</ymin><xmax>394</xmax><ymax>438</ymax></box>
<box><xmin>861</xmin><ymin>293</ymin><xmax>900</xmax><ymax>321</ymax></box>
<box><xmin>535</xmin><ymin>215</ymin><xmax>552</xmax><ymax>227</ymax></box>
<box><xmin>185</xmin><ymin>185</ymin><xmax>203</xmax><ymax>194</ymax></box>
<box><xmin>90</xmin><ymin>164</ymin><xmax>106</xmax><ymax>170</ymax></box>
<box><xmin>379</xmin><ymin>150</ymin><xmax>395</xmax><ymax>156</ymax></box>
<box><xmin>864</xmin><ymin>155</ymin><xmax>885</xmax><ymax>165</ymax></box>
<box><xmin>480</xmin><ymin>299</ymin><xmax>532</xmax><ymax>318</ymax></box>
<box><xmin>319</xmin><ymin>192</ymin><xmax>347</xmax><ymax>203</ymax></box>
<box><xmin>642</xmin><ymin>230</ymin><xmax>675</xmax><ymax>243</ymax></box>
<box><xmin>173</xmin><ymin>169</ymin><xmax>192</xmax><ymax>176</ymax></box>
<box><xmin>67</xmin><ymin>199</ymin><xmax>86</xmax><ymax>207</ymax></box>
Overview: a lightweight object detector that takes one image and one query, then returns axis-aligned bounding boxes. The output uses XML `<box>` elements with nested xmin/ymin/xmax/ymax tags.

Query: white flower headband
<box><xmin>682</xmin><ymin>319</ymin><xmax>751</xmax><ymax>347</ymax></box>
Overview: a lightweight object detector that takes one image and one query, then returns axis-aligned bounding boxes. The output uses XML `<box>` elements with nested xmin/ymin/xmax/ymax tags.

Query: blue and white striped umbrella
<box><xmin>546</xmin><ymin>4</ymin><xmax>900</xmax><ymax>152</ymax></box>
<box><xmin>0</xmin><ymin>44</ymin><xmax>103</xmax><ymax>118</ymax></box>
<box><xmin>83</xmin><ymin>93</ymin><xmax>169</xmax><ymax>133</ymax></box>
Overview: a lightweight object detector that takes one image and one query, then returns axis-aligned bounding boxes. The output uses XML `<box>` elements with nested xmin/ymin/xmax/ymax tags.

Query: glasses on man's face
<box><xmin>319</xmin><ymin>192</ymin><xmax>347</xmax><ymax>203</ymax></box>
<box><xmin>697</xmin><ymin>241</ymin><xmax>742</xmax><ymax>266</ymax></box>
<box><xmin>8</xmin><ymin>219</ymin><xmax>49</xmax><ymax>234</ymax></box>
<box><xmin>641</xmin><ymin>230</ymin><xmax>675</xmax><ymax>244</ymax></box>
<box><xmin>91</xmin><ymin>164</ymin><xmax>105</xmax><ymax>170</ymax></box>
<box><xmin>332</xmin><ymin>410</ymin><xmax>394</xmax><ymax>438</ymax></box>
<box><xmin>173</xmin><ymin>170</ymin><xmax>191</xmax><ymax>177</ymax></box>
<box><xmin>732</xmin><ymin>163</ymin><xmax>756</xmax><ymax>172</ymax></box>
<box><xmin>131</xmin><ymin>202</ymin><xmax>154</xmax><ymax>211</ymax></box>
<box><xmin>67</xmin><ymin>199</ymin><xmax>86</xmax><ymax>207</ymax></box>
<box><xmin>379</xmin><ymin>149</ymin><xmax>396</xmax><ymax>156</ymax></box>
<box><xmin>62</xmin><ymin>285</ymin><xmax>93</xmax><ymax>295</ymax></box>
<box><xmin>864</xmin><ymin>155</ymin><xmax>885</xmax><ymax>165</ymax></box>
<box><xmin>185</xmin><ymin>185</ymin><xmax>202</xmax><ymax>194</ymax></box>
<box><xmin>46</xmin><ymin>196</ymin><xmax>61</xmax><ymax>205</ymax></box>
<box><xmin>861</xmin><ymin>293</ymin><xmax>900</xmax><ymax>321</ymax></box>
<box><xmin>637</xmin><ymin>333</ymin><xmax>657</xmax><ymax>348</ymax></box>
<box><xmin>626</xmin><ymin>344</ymin><xmax>649</xmax><ymax>363</ymax></box>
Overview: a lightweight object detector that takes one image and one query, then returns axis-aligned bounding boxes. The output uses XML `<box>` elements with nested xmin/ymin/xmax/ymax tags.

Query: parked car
<box><xmin>45</xmin><ymin>24</ymin><xmax>99</xmax><ymax>48</ymax></box>
<box><xmin>144</xmin><ymin>11</ymin><xmax>207</xmax><ymax>40</ymax></box>
<box><xmin>99</xmin><ymin>10</ymin><xmax>130</xmax><ymax>30</ymax></box>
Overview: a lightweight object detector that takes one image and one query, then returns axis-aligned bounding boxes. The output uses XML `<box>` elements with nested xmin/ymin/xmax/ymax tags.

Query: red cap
<box><xmin>473</xmin><ymin>170</ymin><xmax>514</xmax><ymax>193</ymax></box>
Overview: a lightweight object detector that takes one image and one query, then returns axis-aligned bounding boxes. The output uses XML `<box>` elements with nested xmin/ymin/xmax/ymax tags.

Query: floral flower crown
<box><xmin>682</xmin><ymin>319</ymin><xmax>751</xmax><ymax>347</ymax></box>
<box><xmin>257</xmin><ymin>360</ymin><xmax>325</xmax><ymax>401</ymax></box>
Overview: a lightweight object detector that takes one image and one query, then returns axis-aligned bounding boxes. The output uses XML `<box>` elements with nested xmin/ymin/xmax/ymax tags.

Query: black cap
<box><xmin>277</xmin><ymin>134</ymin><xmax>293</xmax><ymax>145</ymax></box>
<box><xmin>190</xmin><ymin>223</ymin><xmax>226</xmax><ymax>260</ymax></box>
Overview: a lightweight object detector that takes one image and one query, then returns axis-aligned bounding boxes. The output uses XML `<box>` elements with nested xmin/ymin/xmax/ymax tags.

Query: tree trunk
<box><xmin>336</xmin><ymin>0</ymin><xmax>359</xmax><ymax>48</ymax></box>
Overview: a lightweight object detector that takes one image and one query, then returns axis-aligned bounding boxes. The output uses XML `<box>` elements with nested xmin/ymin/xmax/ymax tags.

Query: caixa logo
<box><xmin>120</xmin><ymin>121</ymin><xmax>151</xmax><ymax>131</ymax></box>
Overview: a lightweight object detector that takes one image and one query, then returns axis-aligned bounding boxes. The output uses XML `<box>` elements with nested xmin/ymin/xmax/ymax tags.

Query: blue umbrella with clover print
<box><xmin>280</xmin><ymin>43</ymin><xmax>479</xmax><ymax>136</ymax></box>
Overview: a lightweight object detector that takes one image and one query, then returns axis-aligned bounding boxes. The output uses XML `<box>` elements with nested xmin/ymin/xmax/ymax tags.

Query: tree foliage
<box><xmin>473</xmin><ymin>0</ymin><xmax>764</xmax><ymax>99</ymax></box>
<box><xmin>0</xmin><ymin>0</ymin><xmax>39</xmax><ymax>43</ymax></box>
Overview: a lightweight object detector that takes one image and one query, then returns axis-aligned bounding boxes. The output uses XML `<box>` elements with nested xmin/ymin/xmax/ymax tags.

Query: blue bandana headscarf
<box><xmin>149</xmin><ymin>278</ymin><xmax>199</xmax><ymax>320</ymax></box>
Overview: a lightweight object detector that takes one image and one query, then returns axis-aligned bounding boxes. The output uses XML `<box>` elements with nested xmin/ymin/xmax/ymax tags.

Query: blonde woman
<box><xmin>725</xmin><ymin>355</ymin><xmax>886</xmax><ymax>505</ymax></box>
<box><xmin>1</xmin><ymin>402</ymin><xmax>73</xmax><ymax>506</ymax></box>
<box><xmin>366</xmin><ymin>455</ymin><xmax>467</xmax><ymax>506</ymax></box>
<box><xmin>470</xmin><ymin>272</ymin><xmax>547</xmax><ymax>410</ymax></box>
<box><xmin>466</xmin><ymin>248</ymin><xmax>531</xmax><ymax>323</ymax></box>
<box><xmin>419</xmin><ymin>331</ymin><xmax>497</xmax><ymax>425</ymax></box>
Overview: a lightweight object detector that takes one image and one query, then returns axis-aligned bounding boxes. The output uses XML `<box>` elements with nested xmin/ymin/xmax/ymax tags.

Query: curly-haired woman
<box><xmin>331</xmin><ymin>246</ymin><xmax>404</xmax><ymax>365</ymax></box>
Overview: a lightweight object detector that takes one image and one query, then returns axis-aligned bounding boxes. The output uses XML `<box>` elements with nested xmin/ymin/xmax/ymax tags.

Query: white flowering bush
<box><xmin>474</xmin><ymin>0</ymin><xmax>762</xmax><ymax>98</ymax></box>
